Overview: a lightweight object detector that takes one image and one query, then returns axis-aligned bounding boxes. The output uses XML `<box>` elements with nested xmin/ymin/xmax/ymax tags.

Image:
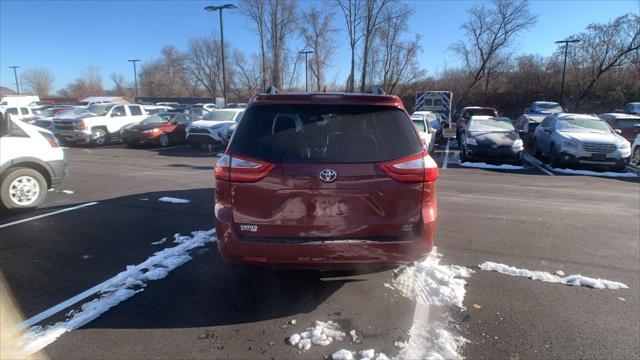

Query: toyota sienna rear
<box><xmin>214</xmin><ymin>93</ymin><xmax>438</xmax><ymax>268</ymax></box>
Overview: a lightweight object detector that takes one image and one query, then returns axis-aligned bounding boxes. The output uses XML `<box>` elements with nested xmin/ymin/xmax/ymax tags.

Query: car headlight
<box><xmin>512</xmin><ymin>139</ymin><xmax>523</xmax><ymax>149</ymax></box>
<box><xmin>143</xmin><ymin>128</ymin><xmax>160</xmax><ymax>134</ymax></box>
<box><xmin>466</xmin><ymin>137</ymin><xmax>477</xmax><ymax>146</ymax></box>
<box><xmin>561</xmin><ymin>139</ymin><xmax>579</xmax><ymax>149</ymax></box>
<box><xmin>619</xmin><ymin>141</ymin><xmax>630</xmax><ymax>149</ymax></box>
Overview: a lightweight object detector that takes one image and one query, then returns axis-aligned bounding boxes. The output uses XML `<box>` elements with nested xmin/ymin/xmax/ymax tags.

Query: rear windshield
<box><xmin>467</xmin><ymin>108</ymin><xmax>496</xmax><ymax>117</ymax></box>
<box><xmin>616</xmin><ymin>118</ymin><xmax>640</xmax><ymax>129</ymax></box>
<box><xmin>228</xmin><ymin>104</ymin><xmax>422</xmax><ymax>163</ymax></box>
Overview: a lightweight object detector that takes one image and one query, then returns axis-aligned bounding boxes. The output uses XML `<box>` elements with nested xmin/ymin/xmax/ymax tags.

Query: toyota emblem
<box><xmin>319</xmin><ymin>169</ymin><xmax>338</xmax><ymax>182</ymax></box>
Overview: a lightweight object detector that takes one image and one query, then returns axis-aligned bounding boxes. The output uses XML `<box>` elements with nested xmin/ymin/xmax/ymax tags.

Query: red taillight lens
<box><xmin>77</xmin><ymin>120</ymin><xmax>86</xmax><ymax>130</ymax></box>
<box><xmin>214</xmin><ymin>154</ymin><xmax>274</xmax><ymax>182</ymax></box>
<box><xmin>378</xmin><ymin>151</ymin><xmax>439</xmax><ymax>183</ymax></box>
<box><xmin>39</xmin><ymin>131</ymin><xmax>60</xmax><ymax>148</ymax></box>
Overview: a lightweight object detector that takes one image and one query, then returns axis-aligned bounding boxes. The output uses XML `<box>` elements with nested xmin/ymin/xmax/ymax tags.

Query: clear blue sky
<box><xmin>1</xmin><ymin>0</ymin><xmax>638</xmax><ymax>93</ymax></box>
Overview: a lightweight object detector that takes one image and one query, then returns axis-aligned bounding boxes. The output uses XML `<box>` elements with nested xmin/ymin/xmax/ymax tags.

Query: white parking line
<box><xmin>523</xmin><ymin>154</ymin><xmax>554</xmax><ymax>176</ymax></box>
<box><xmin>442</xmin><ymin>139</ymin><xmax>451</xmax><ymax>169</ymax></box>
<box><xmin>0</xmin><ymin>202</ymin><xmax>98</xmax><ymax>229</ymax></box>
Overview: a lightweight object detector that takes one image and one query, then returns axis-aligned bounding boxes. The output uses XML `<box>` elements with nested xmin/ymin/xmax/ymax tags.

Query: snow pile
<box><xmin>390</xmin><ymin>251</ymin><xmax>472</xmax><ymax>359</ymax></box>
<box><xmin>288</xmin><ymin>320</ymin><xmax>346</xmax><ymax>351</ymax></box>
<box><xmin>150</xmin><ymin>238</ymin><xmax>167</xmax><ymax>245</ymax></box>
<box><xmin>330</xmin><ymin>349</ymin><xmax>389</xmax><ymax>360</ymax></box>
<box><xmin>459</xmin><ymin>162</ymin><xmax>524</xmax><ymax>170</ymax></box>
<box><xmin>158</xmin><ymin>196</ymin><xmax>191</xmax><ymax>204</ymax></box>
<box><xmin>61</xmin><ymin>190</ymin><xmax>74</xmax><ymax>195</ymax></box>
<box><xmin>550</xmin><ymin>167</ymin><xmax>638</xmax><ymax>178</ymax></box>
<box><xmin>479</xmin><ymin>262</ymin><xmax>629</xmax><ymax>289</ymax></box>
<box><xmin>390</xmin><ymin>252</ymin><xmax>473</xmax><ymax>307</ymax></box>
<box><xmin>19</xmin><ymin>229</ymin><xmax>217</xmax><ymax>353</ymax></box>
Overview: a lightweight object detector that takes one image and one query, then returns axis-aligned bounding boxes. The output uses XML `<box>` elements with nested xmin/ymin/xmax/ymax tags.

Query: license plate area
<box><xmin>591</xmin><ymin>153</ymin><xmax>606</xmax><ymax>160</ymax></box>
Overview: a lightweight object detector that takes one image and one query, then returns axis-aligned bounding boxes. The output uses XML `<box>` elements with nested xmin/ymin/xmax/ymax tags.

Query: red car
<box><xmin>455</xmin><ymin>106</ymin><xmax>499</xmax><ymax>144</ymax></box>
<box><xmin>599</xmin><ymin>113</ymin><xmax>640</xmax><ymax>142</ymax></box>
<box><xmin>214</xmin><ymin>92</ymin><xmax>439</xmax><ymax>268</ymax></box>
<box><xmin>122</xmin><ymin>112</ymin><xmax>193</xmax><ymax>147</ymax></box>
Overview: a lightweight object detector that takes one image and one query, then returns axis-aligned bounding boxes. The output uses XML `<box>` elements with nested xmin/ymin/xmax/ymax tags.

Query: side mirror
<box><xmin>429</xmin><ymin>127</ymin><xmax>437</xmax><ymax>134</ymax></box>
<box><xmin>614</xmin><ymin>129</ymin><xmax>622</xmax><ymax>135</ymax></box>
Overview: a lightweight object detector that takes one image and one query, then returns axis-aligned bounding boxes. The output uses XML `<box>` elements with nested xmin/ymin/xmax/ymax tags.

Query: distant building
<box><xmin>0</xmin><ymin>86</ymin><xmax>16</xmax><ymax>97</ymax></box>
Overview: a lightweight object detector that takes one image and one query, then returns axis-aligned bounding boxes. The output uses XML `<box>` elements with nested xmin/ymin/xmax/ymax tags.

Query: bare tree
<box><xmin>109</xmin><ymin>73</ymin><xmax>133</xmax><ymax>98</ymax></box>
<box><xmin>22</xmin><ymin>68</ymin><xmax>55</xmax><ymax>96</ymax></box>
<box><xmin>240</xmin><ymin>0</ymin><xmax>268</xmax><ymax>90</ymax></box>
<box><xmin>58</xmin><ymin>66</ymin><xmax>104</xmax><ymax>97</ymax></box>
<box><xmin>358</xmin><ymin>0</ymin><xmax>392</xmax><ymax>91</ymax></box>
<box><xmin>139</xmin><ymin>46</ymin><xmax>199</xmax><ymax>97</ymax></box>
<box><xmin>186</xmin><ymin>34</ymin><xmax>222</xmax><ymax>99</ymax></box>
<box><xmin>451</xmin><ymin>0</ymin><xmax>537</xmax><ymax>107</ymax></box>
<box><xmin>263</xmin><ymin>0</ymin><xmax>298</xmax><ymax>89</ymax></box>
<box><xmin>300</xmin><ymin>6</ymin><xmax>338</xmax><ymax>91</ymax></box>
<box><xmin>567</xmin><ymin>13</ymin><xmax>640</xmax><ymax>108</ymax></box>
<box><xmin>337</xmin><ymin>0</ymin><xmax>363</xmax><ymax>92</ymax></box>
<box><xmin>231</xmin><ymin>51</ymin><xmax>262</xmax><ymax>99</ymax></box>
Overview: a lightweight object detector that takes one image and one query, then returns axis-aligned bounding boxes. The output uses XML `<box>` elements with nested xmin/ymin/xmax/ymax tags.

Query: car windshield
<box><xmin>412</xmin><ymin>119</ymin><xmax>427</xmax><ymax>132</ymax></box>
<box><xmin>469</xmin><ymin>118</ymin><xmax>515</xmax><ymax>132</ymax></box>
<box><xmin>203</xmin><ymin>110</ymin><xmax>237</xmax><ymax>121</ymax></box>
<box><xmin>557</xmin><ymin>118</ymin><xmax>611</xmax><ymax>133</ymax></box>
<box><xmin>85</xmin><ymin>104</ymin><xmax>113</xmax><ymax>116</ymax></box>
<box><xmin>533</xmin><ymin>102</ymin><xmax>562</xmax><ymax>113</ymax></box>
<box><xmin>140</xmin><ymin>114</ymin><xmax>173</xmax><ymax>124</ymax></box>
<box><xmin>626</xmin><ymin>103</ymin><xmax>640</xmax><ymax>112</ymax></box>
<box><xmin>229</xmin><ymin>104</ymin><xmax>422</xmax><ymax>163</ymax></box>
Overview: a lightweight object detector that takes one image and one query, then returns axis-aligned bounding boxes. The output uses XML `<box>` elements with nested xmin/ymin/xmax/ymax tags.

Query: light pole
<box><xmin>128</xmin><ymin>59</ymin><xmax>140</xmax><ymax>99</ymax></box>
<box><xmin>298</xmin><ymin>50</ymin><xmax>314</xmax><ymax>92</ymax></box>
<box><xmin>204</xmin><ymin>3</ymin><xmax>236</xmax><ymax>107</ymax></box>
<box><xmin>555</xmin><ymin>39</ymin><xmax>581</xmax><ymax>103</ymax></box>
<box><xmin>9</xmin><ymin>66</ymin><xmax>20</xmax><ymax>94</ymax></box>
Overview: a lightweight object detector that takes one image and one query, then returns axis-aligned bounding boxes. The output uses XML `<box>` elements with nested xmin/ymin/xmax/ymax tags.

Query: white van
<box><xmin>0</xmin><ymin>111</ymin><xmax>67</xmax><ymax>210</ymax></box>
<box><xmin>0</xmin><ymin>95</ymin><xmax>40</xmax><ymax>108</ymax></box>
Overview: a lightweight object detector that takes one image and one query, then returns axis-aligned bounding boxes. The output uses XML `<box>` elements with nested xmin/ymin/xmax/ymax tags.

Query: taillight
<box><xmin>378</xmin><ymin>151</ymin><xmax>439</xmax><ymax>183</ymax></box>
<box><xmin>77</xmin><ymin>120</ymin><xmax>86</xmax><ymax>130</ymax></box>
<box><xmin>214</xmin><ymin>154</ymin><xmax>274</xmax><ymax>182</ymax></box>
<box><xmin>38</xmin><ymin>131</ymin><xmax>60</xmax><ymax>148</ymax></box>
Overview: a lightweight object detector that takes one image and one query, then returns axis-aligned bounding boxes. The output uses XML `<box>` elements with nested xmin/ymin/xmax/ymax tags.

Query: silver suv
<box><xmin>533</xmin><ymin>113</ymin><xmax>631</xmax><ymax>171</ymax></box>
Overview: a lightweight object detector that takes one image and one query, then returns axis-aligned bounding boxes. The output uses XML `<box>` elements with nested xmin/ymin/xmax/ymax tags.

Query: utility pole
<box><xmin>128</xmin><ymin>59</ymin><xmax>141</xmax><ymax>99</ymax></box>
<box><xmin>554</xmin><ymin>39</ymin><xmax>581</xmax><ymax>103</ymax></box>
<box><xmin>205</xmin><ymin>4</ymin><xmax>236</xmax><ymax>107</ymax></box>
<box><xmin>9</xmin><ymin>66</ymin><xmax>20</xmax><ymax>94</ymax></box>
<box><xmin>298</xmin><ymin>50</ymin><xmax>314</xmax><ymax>92</ymax></box>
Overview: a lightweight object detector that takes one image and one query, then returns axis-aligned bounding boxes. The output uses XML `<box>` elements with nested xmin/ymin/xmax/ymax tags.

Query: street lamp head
<box><xmin>9</xmin><ymin>65</ymin><xmax>20</xmax><ymax>69</ymax></box>
<box><xmin>205</xmin><ymin>4</ymin><xmax>236</xmax><ymax>12</ymax></box>
<box><xmin>128</xmin><ymin>59</ymin><xmax>141</xmax><ymax>62</ymax></box>
<box><xmin>555</xmin><ymin>39</ymin><xmax>581</xmax><ymax>44</ymax></box>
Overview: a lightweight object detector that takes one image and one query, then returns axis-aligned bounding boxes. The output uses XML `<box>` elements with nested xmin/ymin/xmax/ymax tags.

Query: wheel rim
<box><xmin>634</xmin><ymin>148</ymin><xmax>640</xmax><ymax>163</ymax></box>
<box><xmin>94</xmin><ymin>130</ymin><xmax>106</xmax><ymax>145</ymax></box>
<box><xmin>9</xmin><ymin>176</ymin><xmax>40</xmax><ymax>206</ymax></box>
<box><xmin>160</xmin><ymin>134</ymin><xmax>169</xmax><ymax>146</ymax></box>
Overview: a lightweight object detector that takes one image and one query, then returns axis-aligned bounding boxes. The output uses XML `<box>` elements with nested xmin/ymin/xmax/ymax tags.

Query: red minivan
<box><xmin>214</xmin><ymin>93</ymin><xmax>438</xmax><ymax>268</ymax></box>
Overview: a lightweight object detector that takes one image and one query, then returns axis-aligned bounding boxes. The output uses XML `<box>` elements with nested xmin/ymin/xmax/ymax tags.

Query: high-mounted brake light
<box><xmin>214</xmin><ymin>154</ymin><xmax>274</xmax><ymax>182</ymax></box>
<box><xmin>377</xmin><ymin>151</ymin><xmax>439</xmax><ymax>183</ymax></box>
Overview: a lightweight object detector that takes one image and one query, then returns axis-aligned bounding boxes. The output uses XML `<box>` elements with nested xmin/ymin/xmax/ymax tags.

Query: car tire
<box><xmin>549</xmin><ymin>144</ymin><xmax>560</xmax><ymax>168</ymax></box>
<box><xmin>0</xmin><ymin>167</ymin><xmax>47</xmax><ymax>211</ymax></box>
<box><xmin>460</xmin><ymin>147</ymin><xmax>467</xmax><ymax>163</ymax></box>
<box><xmin>633</xmin><ymin>147</ymin><xmax>640</xmax><ymax>165</ymax></box>
<box><xmin>611</xmin><ymin>161</ymin><xmax>627</xmax><ymax>172</ymax></box>
<box><xmin>159</xmin><ymin>133</ymin><xmax>170</xmax><ymax>147</ymax></box>
<box><xmin>91</xmin><ymin>128</ymin><xmax>108</xmax><ymax>146</ymax></box>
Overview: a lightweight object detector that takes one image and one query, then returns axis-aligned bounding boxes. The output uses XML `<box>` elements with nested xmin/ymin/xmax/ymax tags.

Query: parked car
<box><xmin>631</xmin><ymin>134</ymin><xmax>640</xmax><ymax>165</ymax></box>
<box><xmin>0</xmin><ymin>111</ymin><xmax>66</xmax><ymax>210</ymax></box>
<box><xmin>459</xmin><ymin>116</ymin><xmax>524</xmax><ymax>164</ymax></box>
<box><xmin>202</xmin><ymin>103</ymin><xmax>219</xmax><ymax>111</ymax></box>
<box><xmin>514</xmin><ymin>113</ymin><xmax>547</xmax><ymax>148</ymax></box>
<box><xmin>619</xmin><ymin>102</ymin><xmax>640</xmax><ymax>115</ymax></box>
<box><xmin>27</xmin><ymin>106</ymin><xmax>75</xmax><ymax>130</ymax></box>
<box><xmin>186</xmin><ymin>108</ymin><xmax>244</xmax><ymax>150</ymax></box>
<box><xmin>122</xmin><ymin>112</ymin><xmax>193</xmax><ymax>147</ymax></box>
<box><xmin>533</xmin><ymin>113</ymin><xmax>631</xmax><ymax>171</ymax></box>
<box><xmin>599</xmin><ymin>113</ymin><xmax>640</xmax><ymax>142</ymax></box>
<box><xmin>2</xmin><ymin>106</ymin><xmax>37</xmax><ymax>122</ymax></box>
<box><xmin>143</xmin><ymin>105</ymin><xmax>174</xmax><ymax>114</ymax></box>
<box><xmin>53</xmin><ymin>103</ymin><xmax>147</xmax><ymax>146</ymax></box>
<box><xmin>454</xmin><ymin>106</ymin><xmax>499</xmax><ymax>144</ymax></box>
<box><xmin>0</xmin><ymin>95</ymin><xmax>40</xmax><ymax>109</ymax></box>
<box><xmin>410</xmin><ymin>111</ymin><xmax>437</xmax><ymax>153</ymax></box>
<box><xmin>214</xmin><ymin>92</ymin><xmax>439</xmax><ymax>268</ymax></box>
<box><xmin>187</xmin><ymin>107</ymin><xmax>209</xmax><ymax>120</ymax></box>
<box><xmin>524</xmin><ymin>101</ymin><xmax>563</xmax><ymax>114</ymax></box>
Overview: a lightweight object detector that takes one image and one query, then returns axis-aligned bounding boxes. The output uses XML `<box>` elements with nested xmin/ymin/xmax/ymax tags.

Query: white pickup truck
<box><xmin>53</xmin><ymin>103</ymin><xmax>147</xmax><ymax>146</ymax></box>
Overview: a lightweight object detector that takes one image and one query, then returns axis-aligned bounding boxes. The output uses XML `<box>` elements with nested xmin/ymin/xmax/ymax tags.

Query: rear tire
<box><xmin>632</xmin><ymin>147</ymin><xmax>640</xmax><ymax>165</ymax></box>
<box><xmin>460</xmin><ymin>147</ymin><xmax>468</xmax><ymax>163</ymax></box>
<box><xmin>0</xmin><ymin>168</ymin><xmax>47</xmax><ymax>211</ymax></box>
<box><xmin>159</xmin><ymin>133</ymin><xmax>170</xmax><ymax>147</ymax></box>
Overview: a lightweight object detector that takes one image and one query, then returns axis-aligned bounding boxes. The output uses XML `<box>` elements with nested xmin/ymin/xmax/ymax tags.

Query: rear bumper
<box><xmin>214</xmin><ymin>206</ymin><xmax>435</xmax><ymax>269</ymax></box>
<box><xmin>186</xmin><ymin>133</ymin><xmax>225</xmax><ymax>145</ymax></box>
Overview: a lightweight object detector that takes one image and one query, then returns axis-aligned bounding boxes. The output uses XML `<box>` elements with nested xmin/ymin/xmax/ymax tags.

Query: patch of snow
<box><xmin>479</xmin><ymin>261</ymin><xmax>629</xmax><ymax>289</ymax></box>
<box><xmin>390</xmin><ymin>251</ymin><xmax>473</xmax><ymax>307</ymax></box>
<box><xmin>390</xmin><ymin>251</ymin><xmax>472</xmax><ymax>359</ymax></box>
<box><xmin>158</xmin><ymin>196</ymin><xmax>190</xmax><ymax>204</ymax></box>
<box><xmin>459</xmin><ymin>162</ymin><xmax>524</xmax><ymax>170</ymax></box>
<box><xmin>61</xmin><ymin>190</ymin><xmax>74</xmax><ymax>195</ymax></box>
<box><xmin>19</xmin><ymin>229</ymin><xmax>217</xmax><ymax>353</ymax></box>
<box><xmin>555</xmin><ymin>270</ymin><xmax>565</xmax><ymax>277</ymax></box>
<box><xmin>288</xmin><ymin>320</ymin><xmax>346</xmax><ymax>352</ymax></box>
<box><xmin>332</xmin><ymin>349</ymin><xmax>354</xmax><ymax>360</ymax></box>
<box><xmin>216</xmin><ymin>152</ymin><xmax>225</xmax><ymax>157</ymax></box>
<box><xmin>349</xmin><ymin>329</ymin><xmax>358</xmax><ymax>342</ymax></box>
<box><xmin>290</xmin><ymin>319</ymin><xmax>297</xmax><ymax>325</ymax></box>
<box><xmin>550</xmin><ymin>167</ymin><xmax>638</xmax><ymax>178</ymax></box>
<box><xmin>139</xmin><ymin>198</ymin><xmax>149</xmax><ymax>201</ymax></box>
<box><xmin>358</xmin><ymin>349</ymin><xmax>375</xmax><ymax>359</ymax></box>
<box><xmin>150</xmin><ymin>238</ymin><xmax>167</xmax><ymax>245</ymax></box>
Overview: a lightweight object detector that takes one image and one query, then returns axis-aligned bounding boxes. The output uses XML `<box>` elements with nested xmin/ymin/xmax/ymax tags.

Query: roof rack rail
<box><xmin>265</xmin><ymin>85</ymin><xmax>279</xmax><ymax>94</ymax></box>
<box><xmin>365</xmin><ymin>86</ymin><xmax>386</xmax><ymax>95</ymax></box>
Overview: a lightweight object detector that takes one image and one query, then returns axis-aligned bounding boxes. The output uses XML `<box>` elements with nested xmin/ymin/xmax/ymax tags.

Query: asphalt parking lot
<box><xmin>1</xmin><ymin>142</ymin><xmax>639</xmax><ymax>359</ymax></box>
